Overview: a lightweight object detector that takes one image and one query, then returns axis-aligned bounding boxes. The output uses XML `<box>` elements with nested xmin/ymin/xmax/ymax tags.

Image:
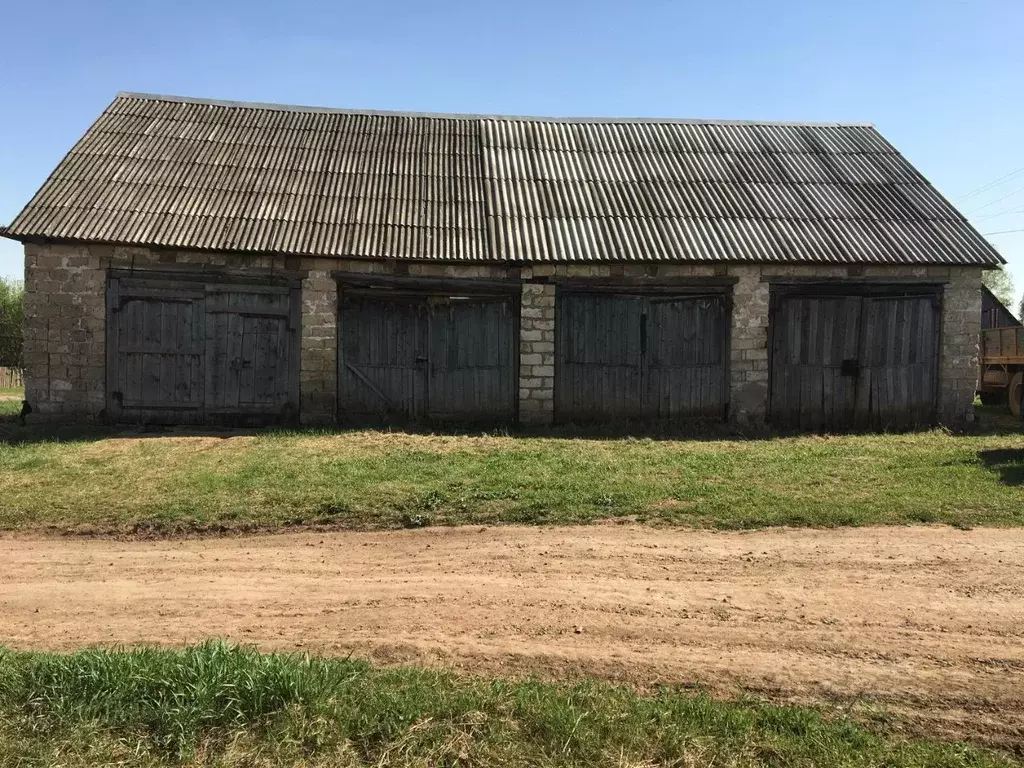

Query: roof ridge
<box><xmin>114</xmin><ymin>91</ymin><xmax>876</xmax><ymax>128</ymax></box>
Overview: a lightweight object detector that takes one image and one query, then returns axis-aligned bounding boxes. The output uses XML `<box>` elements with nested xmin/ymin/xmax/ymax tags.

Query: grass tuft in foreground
<box><xmin>0</xmin><ymin>641</ymin><xmax>1015</xmax><ymax>767</ymax></box>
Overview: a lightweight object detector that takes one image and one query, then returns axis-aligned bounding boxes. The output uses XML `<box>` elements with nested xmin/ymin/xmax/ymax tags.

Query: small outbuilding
<box><xmin>1</xmin><ymin>93</ymin><xmax>1003</xmax><ymax>431</ymax></box>
<box><xmin>981</xmin><ymin>285</ymin><xmax>1019</xmax><ymax>330</ymax></box>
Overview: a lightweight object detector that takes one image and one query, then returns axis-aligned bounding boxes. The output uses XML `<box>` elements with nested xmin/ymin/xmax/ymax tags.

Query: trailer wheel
<box><xmin>1010</xmin><ymin>372</ymin><xmax>1023</xmax><ymax>418</ymax></box>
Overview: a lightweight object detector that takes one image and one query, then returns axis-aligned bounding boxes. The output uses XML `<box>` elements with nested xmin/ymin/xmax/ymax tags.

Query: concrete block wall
<box><xmin>326</xmin><ymin>259</ymin><xmax>517</xmax><ymax>424</ymax></box>
<box><xmin>299</xmin><ymin>267</ymin><xmax>338</xmax><ymax>425</ymax></box>
<box><xmin>23</xmin><ymin>243</ymin><xmax>307</xmax><ymax>423</ymax></box>
<box><xmin>940</xmin><ymin>267</ymin><xmax>983</xmax><ymax>426</ymax></box>
<box><xmin>728</xmin><ymin>265</ymin><xmax>772</xmax><ymax>427</ymax></box>
<box><xmin>19</xmin><ymin>241</ymin><xmax>985</xmax><ymax>430</ymax></box>
<box><xmin>518</xmin><ymin>282</ymin><xmax>556</xmax><ymax>423</ymax></box>
<box><xmin>23</xmin><ymin>242</ymin><xmax>107</xmax><ymax>421</ymax></box>
<box><xmin>513</xmin><ymin>262</ymin><xmax>982</xmax><ymax>429</ymax></box>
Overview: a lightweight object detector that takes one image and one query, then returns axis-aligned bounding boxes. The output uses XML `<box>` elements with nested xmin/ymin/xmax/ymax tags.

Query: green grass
<box><xmin>0</xmin><ymin>410</ymin><xmax>1023</xmax><ymax>533</ymax></box>
<box><xmin>0</xmin><ymin>641</ymin><xmax>1014</xmax><ymax>767</ymax></box>
<box><xmin>0</xmin><ymin>398</ymin><xmax>21</xmax><ymax>418</ymax></box>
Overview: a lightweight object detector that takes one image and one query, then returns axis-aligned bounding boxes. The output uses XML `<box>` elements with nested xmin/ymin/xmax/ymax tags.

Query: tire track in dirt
<box><xmin>1</xmin><ymin>524</ymin><xmax>1022</xmax><ymax>747</ymax></box>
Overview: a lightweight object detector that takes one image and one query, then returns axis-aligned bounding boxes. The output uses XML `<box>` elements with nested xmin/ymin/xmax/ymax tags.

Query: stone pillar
<box><xmin>22</xmin><ymin>243</ymin><xmax>107</xmax><ymax>423</ymax></box>
<box><xmin>299</xmin><ymin>269</ymin><xmax>338</xmax><ymax>425</ymax></box>
<box><xmin>519</xmin><ymin>282</ymin><xmax>556</xmax><ymax>424</ymax></box>
<box><xmin>728</xmin><ymin>265</ymin><xmax>770</xmax><ymax>428</ymax></box>
<box><xmin>939</xmin><ymin>268</ymin><xmax>983</xmax><ymax>428</ymax></box>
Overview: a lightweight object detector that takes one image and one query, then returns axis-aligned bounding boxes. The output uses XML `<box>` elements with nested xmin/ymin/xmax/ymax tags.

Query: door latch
<box><xmin>840</xmin><ymin>359</ymin><xmax>860</xmax><ymax>377</ymax></box>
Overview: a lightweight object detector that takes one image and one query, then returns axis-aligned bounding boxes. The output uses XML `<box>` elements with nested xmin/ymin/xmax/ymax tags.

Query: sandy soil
<box><xmin>1</xmin><ymin>525</ymin><xmax>1022</xmax><ymax>747</ymax></box>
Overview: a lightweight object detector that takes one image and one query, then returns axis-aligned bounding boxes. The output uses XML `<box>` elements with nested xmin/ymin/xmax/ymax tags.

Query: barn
<box><xmin>1</xmin><ymin>93</ymin><xmax>1003</xmax><ymax>431</ymax></box>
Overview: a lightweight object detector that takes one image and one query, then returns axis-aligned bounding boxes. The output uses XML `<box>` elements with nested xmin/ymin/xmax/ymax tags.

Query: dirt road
<box><xmin>2</xmin><ymin>525</ymin><xmax>1022</xmax><ymax>746</ymax></box>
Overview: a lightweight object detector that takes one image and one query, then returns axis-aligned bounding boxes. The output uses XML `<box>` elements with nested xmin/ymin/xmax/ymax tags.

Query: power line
<box><xmin>976</xmin><ymin>205</ymin><xmax>1024</xmax><ymax>222</ymax></box>
<box><xmin>966</xmin><ymin>184</ymin><xmax>1024</xmax><ymax>214</ymax></box>
<box><xmin>982</xmin><ymin>228</ymin><xmax>1024</xmax><ymax>236</ymax></box>
<box><xmin>955</xmin><ymin>166</ymin><xmax>1024</xmax><ymax>202</ymax></box>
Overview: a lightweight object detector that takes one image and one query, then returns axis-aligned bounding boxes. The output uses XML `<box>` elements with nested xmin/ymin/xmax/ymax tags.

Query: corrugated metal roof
<box><xmin>4</xmin><ymin>92</ymin><xmax>1003</xmax><ymax>266</ymax></box>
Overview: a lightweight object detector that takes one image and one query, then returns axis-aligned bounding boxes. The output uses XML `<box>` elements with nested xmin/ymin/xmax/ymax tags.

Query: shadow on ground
<box><xmin>2</xmin><ymin>405</ymin><xmax>1023</xmax><ymax>447</ymax></box>
<box><xmin>977</xmin><ymin>448</ymin><xmax>1024</xmax><ymax>486</ymax></box>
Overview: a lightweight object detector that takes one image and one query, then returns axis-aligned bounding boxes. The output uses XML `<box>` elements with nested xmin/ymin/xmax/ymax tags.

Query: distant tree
<box><xmin>983</xmin><ymin>267</ymin><xmax>1015</xmax><ymax>308</ymax></box>
<box><xmin>0</xmin><ymin>278</ymin><xmax>24</xmax><ymax>369</ymax></box>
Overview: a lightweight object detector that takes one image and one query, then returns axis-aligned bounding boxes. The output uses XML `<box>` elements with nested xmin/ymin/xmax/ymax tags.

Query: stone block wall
<box><xmin>23</xmin><ymin>242</ymin><xmax>107</xmax><ymax>421</ymax></box>
<box><xmin>299</xmin><ymin>267</ymin><xmax>338</xmax><ymax>425</ymax></box>
<box><xmin>22</xmin><ymin>242</ymin><xmax>309</xmax><ymax>423</ymax></box>
<box><xmin>18</xmin><ymin>240</ymin><xmax>986</xmax><ymax>430</ymax></box>
<box><xmin>728</xmin><ymin>265</ymin><xmax>772</xmax><ymax>427</ymax></box>
<box><xmin>940</xmin><ymin>267</ymin><xmax>983</xmax><ymax>426</ymax></box>
<box><xmin>512</xmin><ymin>262</ymin><xmax>983</xmax><ymax>430</ymax></box>
<box><xmin>518</xmin><ymin>282</ymin><xmax>556</xmax><ymax>423</ymax></box>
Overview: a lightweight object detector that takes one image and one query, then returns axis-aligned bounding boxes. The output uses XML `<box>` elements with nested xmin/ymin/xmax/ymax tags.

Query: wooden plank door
<box><xmin>770</xmin><ymin>292</ymin><xmax>939</xmax><ymax>431</ymax></box>
<box><xmin>205</xmin><ymin>286</ymin><xmax>296</xmax><ymax>417</ymax></box>
<box><xmin>107</xmin><ymin>277</ymin><xmax>206</xmax><ymax>424</ymax></box>
<box><xmin>859</xmin><ymin>295</ymin><xmax>939</xmax><ymax>430</ymax></box>
<box><xmin>427</xmin><ymin>296</ymin><xmax>517</xmax><ymax>422</ymax></box>
<box><xmin>770</xmin><ymin>295</ymin><xmax>863</xmax><ymax>431</ymax></box>
<box><xmin>556</xmin><ymin>293</ymin><xmax>643</xmax><ymax>423</ymax></box>
<box><xmin>643</xmin><ymin>295</ymin><xmax>727</xmax><ymax>421</ymax></box>
<box><xmin>338</xmin><ymin>294</ymin><xmax>428</xmax><ymax>422</ymax></box>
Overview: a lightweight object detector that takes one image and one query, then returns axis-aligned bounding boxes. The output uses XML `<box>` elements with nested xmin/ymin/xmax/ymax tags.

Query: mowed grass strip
<box><xmin>0</xmin><ymin>641</ymin><xmax>1014</xmax><ymax>768</ymax></box>
<box><xmin>0</xmin><ymin>414</ymin><xmax>1023</xmax><ymax>532</ymax></box>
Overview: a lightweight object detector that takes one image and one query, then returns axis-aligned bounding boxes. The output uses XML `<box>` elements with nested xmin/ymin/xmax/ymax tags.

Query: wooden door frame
<box><xmin>553</xmin><ymin>285</ymin><xmax>732</xmax><ymax>425</ymax></box>
<box><xmin>335</xmin><ymin>281</ymin><xmax>521</xmax><ymax>426</ymax></box>
<box><xmin>766</xmin><ymin>281</ymin><xmax>944</xmax><ymax>430</ymax></box>
<box><xmin>336</xmin><ymin>290</ymin><xmax>429</xmax><ymax>423</ymax></box>
<box><xmin>105</xmin><ymin>274</ymin><xmax>209</xmax><ymax>422</ymax></box>
<box><xmin>105</xmin><ymin>270</ymin><xmax>300</xmax><ymax>425</ymax></box>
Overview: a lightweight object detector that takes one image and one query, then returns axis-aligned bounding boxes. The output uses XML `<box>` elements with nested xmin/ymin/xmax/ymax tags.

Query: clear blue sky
<box><xmin>2</xmin><ymin>0</ymin><xmax>1022</xmax><ymax>304</ymax></box>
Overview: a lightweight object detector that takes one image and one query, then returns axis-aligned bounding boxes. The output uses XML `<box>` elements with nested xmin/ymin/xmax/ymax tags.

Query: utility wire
<box><xmin>976</xmin><ymin>205</ymin><xmax>1024</xmax><ymax>222</ymax></box>
<box><xmin>955</xmin><ymin>166</ymin><xmax>1024</xmax><ymax>202</ymax></box>
<box><xmin>966</xmin><ymin>184</ymin><xmax>1024</xmax><ymax>214</ymax></box>
<box><xmin>982</xmin><ymin>228</ymin><xmax>1024</xmax><ymax>236</ymax></box>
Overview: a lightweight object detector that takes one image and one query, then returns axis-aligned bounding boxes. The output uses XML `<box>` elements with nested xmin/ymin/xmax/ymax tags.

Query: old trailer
<box><xmin>979</xmin><ymin>326</ymin><xmax>1024</xmax><ymax>415</ymax></box>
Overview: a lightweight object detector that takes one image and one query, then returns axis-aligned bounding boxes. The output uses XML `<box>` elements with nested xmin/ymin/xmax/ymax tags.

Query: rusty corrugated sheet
<box><xmin>4</xmin><ymin>92</ymin><xmax>1003</xmax><ymax>266</ymax></box>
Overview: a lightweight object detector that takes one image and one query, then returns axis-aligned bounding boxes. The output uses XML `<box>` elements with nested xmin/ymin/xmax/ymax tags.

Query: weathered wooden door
<box><xmin>428</xmin><ymin>297</ymin><xmax>517</xmax><ymax>421</ymax></box>
<box><xmin>338</xmin><ymin>291</ymin><xmax>517</xmax><ymax>424</ymax></box>
<box><xmin>107</xmin><ymin>275</ymin><xmax>300</xmax><ymax>425</ymax></box>
<box><xmin>107</xmin><ymin>277</ymin><xmax>206</xmax><ymax>423</ymax></box>
<box><xmin>859</xmin><ymin>295</ymin><xmax>940</xmax><ymax>430</ymax></box>
<box><xmin>205</xmin><ymin>286</ymin><xmax>297</xmax><ymax>416</ymax></box>
<box><xmin>556</xmin><ymin>294</ymin><xmax>643</xmax><ymax>422</ymax></box>
<box><xmin>339</xmin><ymin>295</ymin><xmax>429</xmax><ymax>421</ymax></box>
<box><xmin>556</xmin><ymin>292</ymin><xmax>727</xmax><ymax>424</ymax></box>
<box><xmin>768</xmin><ymin>295</ymin><xmax>863</xmax><ymax>431</ymax></box>
<box><xmin>645</xmin><ymin>296</ymin><xmax>728</xmax><ymax>420</ymax></box>
<box><xmin>769</xmin><ymin>291</ymin><xmax>940</xmax><ymax>431</ymax></box>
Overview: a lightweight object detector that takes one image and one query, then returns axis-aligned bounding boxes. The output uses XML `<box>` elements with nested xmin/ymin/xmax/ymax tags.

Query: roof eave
<box><xmin>4</xmin><ymin>231</ymin><xmax>1004</xmax><ymax>268</ymax></box>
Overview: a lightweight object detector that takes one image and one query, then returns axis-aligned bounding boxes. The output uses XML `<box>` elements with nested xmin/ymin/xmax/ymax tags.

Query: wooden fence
<box><xmin>0</xmin><ymin>367</ymin><xmax>23</xmax><ymax>390</ymax></box>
